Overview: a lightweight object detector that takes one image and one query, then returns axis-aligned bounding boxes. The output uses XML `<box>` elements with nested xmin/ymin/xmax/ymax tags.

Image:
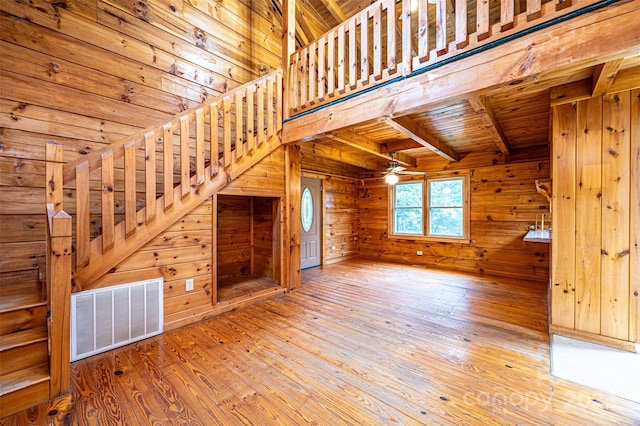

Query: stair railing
<box><xmin>60</xmin><ymin>69</ymin><xmax>282</xmax><ymax>287</ymax></box>
<box><xmin>45</xmin><ymin>142</ymin><xmax>72</xmax><ymax>398</ymax></box>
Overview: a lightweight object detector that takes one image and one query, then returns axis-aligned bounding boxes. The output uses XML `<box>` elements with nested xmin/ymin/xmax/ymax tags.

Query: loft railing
<box><xmin>287</xmin><ymin>0</ymin><xmax>602</xmax><ymax>114</ymax></box>
<box><xmin>57</xmin><ymin>70</ymin><xmax>282</xmax><ymax>287</ymax></box>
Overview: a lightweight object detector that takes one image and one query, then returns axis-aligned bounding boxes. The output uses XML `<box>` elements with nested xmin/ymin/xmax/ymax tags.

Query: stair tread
<box><xmin>0</xmin><ymin>327</ymin><xmax>47</xmax><ymax>351</ymax></box>
<box><xmin>0</xmin><ymin>290</ymin><xmax>46</xmax><ymax>313</ymax></box>
<box><xmin>0</xmin><ymin>364</ymin><xmax>49</xmax><ymax>396</ymax></box>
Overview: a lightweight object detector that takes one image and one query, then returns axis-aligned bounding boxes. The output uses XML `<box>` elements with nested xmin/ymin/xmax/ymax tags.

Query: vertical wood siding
<box><xmin>552</xmin><ymin>88</ymin><xmax>639</xmax><ymax>343</ymax></box>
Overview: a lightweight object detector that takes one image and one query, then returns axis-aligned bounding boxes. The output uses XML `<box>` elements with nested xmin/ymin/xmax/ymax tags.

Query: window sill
<box><xmin>390</xmin><ymin>234</ymin><xmax>472</xmax><ymax>245</ymax></box>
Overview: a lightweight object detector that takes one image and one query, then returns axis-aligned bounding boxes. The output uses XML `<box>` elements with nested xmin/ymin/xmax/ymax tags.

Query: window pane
<box><xmin>395</xmin><ymin>208</ymin><xmax>423</xmax><ymax>234</ymax></box>
<box><xmin>429</xmin><ymin>208</ymin><xmax>463</xmax><ymax>236</ymax></box>
<box><xmin>395</xmin><ymin>183</ymin><xmax>423</xmax><ymax>208</ymax></box>
<box><xmin>301</xmin><ymin>187</ymin><xmax>313</xmax><ymax>232</ymax></box>
<box><xmin>430</xmin><ymin>179</ymin><xmax>463</xmax><ymax>207</ymax></box>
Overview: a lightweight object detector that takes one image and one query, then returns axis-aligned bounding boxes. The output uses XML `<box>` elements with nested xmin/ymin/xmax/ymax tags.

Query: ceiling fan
<box><xmin>382</xmin><ymin>152</ymin><xmax>426</xmax><ymax>184</ymax></box>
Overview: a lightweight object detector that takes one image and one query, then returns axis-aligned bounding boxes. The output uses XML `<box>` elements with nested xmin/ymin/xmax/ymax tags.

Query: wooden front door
<box><xmin>300</xmin><ymin>177</ymin><xmax>321</xmax><ymax>269</ymax></box>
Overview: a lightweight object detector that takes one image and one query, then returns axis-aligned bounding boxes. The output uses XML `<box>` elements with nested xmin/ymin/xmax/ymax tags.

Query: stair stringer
<box><xmin>72</xmin><ymin>134</ymin><xmax>283</xmax><ymax>290</ymax></box>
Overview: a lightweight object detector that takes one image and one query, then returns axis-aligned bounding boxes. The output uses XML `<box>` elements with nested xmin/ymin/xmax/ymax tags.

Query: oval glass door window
<box><xmin>301</xmin><ymin>187</ymin><xmax>313</xmax><ymax>232</ymax></box>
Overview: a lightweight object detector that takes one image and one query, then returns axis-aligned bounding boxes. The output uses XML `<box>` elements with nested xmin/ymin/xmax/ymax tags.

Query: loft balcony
<box><xmin>282</xmin><ymin>0</ymin><xmax>640</xmax><ymax>172</ymax></box>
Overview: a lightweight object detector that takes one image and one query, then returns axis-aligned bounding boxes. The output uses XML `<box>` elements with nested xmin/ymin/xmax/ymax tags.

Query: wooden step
<box><xmin>0</xmin><ymin>364</ymin><xmax>50</xmax><ymax>418</ymax></box>
<box><xmin>0</xmin><ymin>304</ymin><xmax>47</xmax><ymax>336</ymax></box>
<box><xmin>0</xmin><ymin>326</ymin><xmax>47</xmax><ymax>352</ymax></box>
<box><xmin>0</xmin><ymin>282</ymin><xmax>45</xmax><ymax>313</ymax></box>
<box><xmin>0</xmin><ymin>339</ymin><xmax>48</xmax><ymax>376</ymax></box>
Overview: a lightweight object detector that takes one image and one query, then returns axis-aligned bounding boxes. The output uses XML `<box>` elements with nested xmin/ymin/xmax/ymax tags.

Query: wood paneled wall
<box><xmin>217</xmin><ymin>195</ymin><xmax>252</xmax><ymax>281</ymax></box>
<box><xmin>0</xmin><ymin>0</ymin><xmax>283</xmax><ymax>284</ymax></box>
<box><xmin>252</xmin><ymin>197</ymin><xmax>276</xmax><ymax>279</ymax></box>
<box><xmin>90</xmin><ymin>200</ymin><xmax>214</xmax><ymax>327</ymax></box>
<box><xmin>359</xmin><ymin>154</ymin><xmax>551</xmax><ymax>282</ymax></box>
<box><xmin>551</xmin><ymin>89</ymin><xmax>639</xmax><ymax>344</ymax></box>
<box><xmin>324</xmin><ymin>176</ymin><xmax>359</xmax><ymax>264</ymax></box>
<box><xmin>300</xmin><ymin>171</ymin><xmax>360</xmax><ymax>265</ymax></box>
<box><xmin>216</xmin><ymin>195</ymin><xmax>276</xmax><ymax>281</ymax></box>
<box><xmin>70</xmin><ymin>147</ymin><xmax>285</xmax><ymax>330</ymax></box>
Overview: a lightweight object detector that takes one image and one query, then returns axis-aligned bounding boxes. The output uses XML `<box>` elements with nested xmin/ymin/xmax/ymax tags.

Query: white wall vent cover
<box><xmin>71</xmin><ymin>278</ymin><xmax>164</xmax><ymax>361</ymax></box>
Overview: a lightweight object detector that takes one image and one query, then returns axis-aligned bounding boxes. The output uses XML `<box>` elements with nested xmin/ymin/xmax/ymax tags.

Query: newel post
<box><xmin>45</xmin><ymin>142</ymin><xmax>72</xmax><ymax>397</ymax></box>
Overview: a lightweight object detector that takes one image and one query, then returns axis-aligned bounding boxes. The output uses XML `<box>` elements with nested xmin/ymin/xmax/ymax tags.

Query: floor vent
<box><xmin>71</xmin><ymin>278</ymin><xmax>163</xmax><ymax>361</ymax></box>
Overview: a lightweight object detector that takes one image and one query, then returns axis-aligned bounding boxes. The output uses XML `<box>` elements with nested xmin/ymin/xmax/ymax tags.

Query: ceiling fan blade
<box><xmin>399</xmin><ymin>171</ymin><xmax>427</xmax><ymax>175</ymax></box>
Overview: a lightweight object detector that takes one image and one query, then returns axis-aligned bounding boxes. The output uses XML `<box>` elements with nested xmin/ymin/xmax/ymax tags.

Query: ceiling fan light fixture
<box><xmin>385</xmin><ymin>173</ymin><xmax>400</xmax><ymax>185</ymax></box>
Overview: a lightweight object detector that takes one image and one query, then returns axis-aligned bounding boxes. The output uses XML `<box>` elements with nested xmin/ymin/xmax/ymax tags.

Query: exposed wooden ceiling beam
<box><xmin>383</xmin><ymin>117</ymin><xmax>459</xmax><ymax>162</ymax></box>
<box><xmin>379</xmin><ymin>139</ymin><xmax>423</xmax><ymax>153</ymax></box>
<box><xmin>549</xmin><ymin>79</ymin><xmax>592</xmax><ymax>106</ymax></box>
<box><xmin>608</xmin><ymin>66</ymin><xmax>640</xmax><ymax>93</ymax></box>
<box><xmin>301</xmin><ymin>142</ymin><xmax>381</xmax><ymax>170</ymax></box>
<box><xmin>592</xmin><ymin>59</ymin><xmax>624</xmax><ymax>96</ymax></box>
<box><xmin>325</xmin><ymin>130</ymin><xmax>417</xmax><ymax>167</ymax></box>
<box><xmin>317</xmin><ymin>0</ymin><xmax>347</xmax><ymax>22</ymax></box>
<box><xmin>468</xmin><ymin>96</ymin><xmax>510</xmax><ymax>155</ymax></box>
<box><xmin>551</xmin><ymin>65</ymin><xmax>640</xmax><ymax>106</ymax></box>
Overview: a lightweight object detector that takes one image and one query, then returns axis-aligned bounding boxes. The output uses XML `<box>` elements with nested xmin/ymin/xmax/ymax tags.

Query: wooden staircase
<box><xmin>0</xmin><ymin>70</ymin><xmax>283</xmax><ymax>418</ymax></box>
<box><xmin>0</xmin><ymin>270</ymin><xmax>50</xmax><ymax>418</ymax></box>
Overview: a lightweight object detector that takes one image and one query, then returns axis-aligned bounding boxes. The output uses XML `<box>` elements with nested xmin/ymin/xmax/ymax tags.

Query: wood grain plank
<box><xmin>435</xmin><ymin>0</ymin><xmax>447</xmax><ymax>53</ymax></box>
<box><xmin>551</xmin><ymin>103</ymin><xmax>576</xmax><ymax>329</ymax></box>
<box><xmin>574</xmin><ymin>97</ymin><xmax>602</xmax><ymax>334</ymax></box>
<box><xmin>337</xmin><ymin>26</ymin><xmax>345</xmax><ymax>92</ymax></box>
<box><xmin>180</xmin><ymin>115</ymin><xmax>190</xmax><ymax>197</ymax></box>
<box><xmin>415</xmin><ymin>0</ymin><xmax>429</xmax><ymax>65</ymax></box>
<box><xmin>267</xmin><ymin>77</ymin><xmax>274</xmax><ymax>139</ymax></box>
<box><xmin>223</xmin><ymin>97</ymin><xmax>232</xmax><ymax>168</ymax></box>
<box><xmin>257</xmin><ymin>85</ymin><xmax>265</xmax><ymax>147</ymax></box>
<box><xmin>630</xmin><ymin>88</ymin><xmax>640</xmax><ymax>343</ymax></box>
<box><xmin>123</xmin><ymin>141</ymin><xmax>137</xmax><ymax>236</ymax></box>
<box><xmin>75</xmin><ymin>162</ymin><xmax>91</xmax><ymax>266</ymax></box>
<box><xmin>100</xmin><ymin>151</ymin><xmax>115</xmax><ymax>252</ymax></box>
<box><xmin>600</xmin><ymin>91</ymin><xmax>631</xmax><ymax>340</ymax></box>
<box><xmin>162</xmin><ymin>124</ymin><xmax>174</xmax><ymax>207</ymax></box>
<box><xmin>144</xmin><ymin>131</ymin><xmax>156</xmax><ymax>222</ymax></box>
<box><xmin>195</xmin><ymin>108</ymin><xmax>205</xmax><ymax>185</ymax></box>
<box><xmin>235</xmin><ymin>91</ymin><xmax>244</xmax><ymax>160</ymax></box>
<box><xmin>246</xmin><ymin>87</ymin><xmax>255</xmax><ymax>154</ymax></box>
<box><xmin>317</xmin><ymin>36</ymin><xmax>326</xmax><ymax>100</ymax></box>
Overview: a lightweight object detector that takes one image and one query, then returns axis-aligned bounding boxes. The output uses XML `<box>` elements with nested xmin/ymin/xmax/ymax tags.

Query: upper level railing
<box><xmin>287</xmin><ymin>0</ymin><xmax>603</xmax><ymax>115</ymax></box>
<box><xmin>58</xmin><ymin>70</ymin><xmax>282</xmax><ymax>286</ymax></box>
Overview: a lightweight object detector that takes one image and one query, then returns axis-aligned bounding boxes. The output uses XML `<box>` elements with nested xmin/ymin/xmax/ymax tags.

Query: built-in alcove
<box><xmin>215</xmin><ymin>194</ymin><xmax>283</xmax><ymax>302</ymax></box>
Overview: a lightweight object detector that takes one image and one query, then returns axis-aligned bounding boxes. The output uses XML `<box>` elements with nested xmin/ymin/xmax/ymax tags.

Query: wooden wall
<box><xmin>324</xmin><ymin>176</ymin><xmax>360</xmax><ymax>264</ymax></box>
<box><xmin>253</xmin><ymin>197</ymin><xmax>276</xmax><ymax>279</ymax></box>
<box><xmin>215</xmin><ymin>194</ymin><xmax>276</xmax><ymax>282</ymax></box>
<box><xmin>0</xmin><ymin>0</ymin><xmax>283</xmax><ymax>285</ymax></box>
<box><xmin>217</xmin><ymin>195</ymin><xmax>252</xmax><ymax>281</ymax></box>
<box><xmin>359</xmin><ymin>152</ymin><xmax>551</xmax><ymax>282</ymax></box>
<box><xmin>551</xmin><ymin>88</ymin><xmax>639</xmax><ymax>344</ymax></box>
<box><xmin>77</xmin><ymin>147</ymin><xmax>285</xmax><ymax>330</ymax></box>
<box><xmin>301</xmin><ymin>146</ymin><xmax>362</xmax><ymax>266</ymax></box>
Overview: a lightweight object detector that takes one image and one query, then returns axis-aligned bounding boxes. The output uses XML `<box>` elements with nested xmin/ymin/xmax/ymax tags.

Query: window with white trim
<box><xmin>390</xmin><ymin>174</ymin><xmax>470</xmax><ymax>241</ymax></box>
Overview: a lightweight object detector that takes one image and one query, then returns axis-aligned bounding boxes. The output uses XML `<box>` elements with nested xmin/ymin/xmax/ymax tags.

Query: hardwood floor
<box><xmin>217</xmin><ymin>276</ymin><xmax>281</xmax><ymax>302</ymax></box>
<box><xmin>2</xmin><ymin>259</ymin><xmax>639</xmax><ymax>425</ymax></box>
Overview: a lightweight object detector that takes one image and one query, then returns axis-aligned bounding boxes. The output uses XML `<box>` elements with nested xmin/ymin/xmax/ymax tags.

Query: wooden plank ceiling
<box><xmin>286</xmin><ymin>0</ymin><xmax>640</xmax><ymax>177</ymax></box>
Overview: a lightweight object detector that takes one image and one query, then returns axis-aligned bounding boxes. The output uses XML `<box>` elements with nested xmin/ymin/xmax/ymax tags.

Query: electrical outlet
<box><xmin>416</xmin><ymin>250</ymin><xmax>423</xmax><ymax>256</ymax></box>
<box><xmin>331</xmin><ymin>245</ymin><xmax>336</xmax><ymax>250</ymax></box>
<box><xmin>186</xmin><ymin>278</ymin><xmax>194</xmax><ymax>291</ymax></box>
